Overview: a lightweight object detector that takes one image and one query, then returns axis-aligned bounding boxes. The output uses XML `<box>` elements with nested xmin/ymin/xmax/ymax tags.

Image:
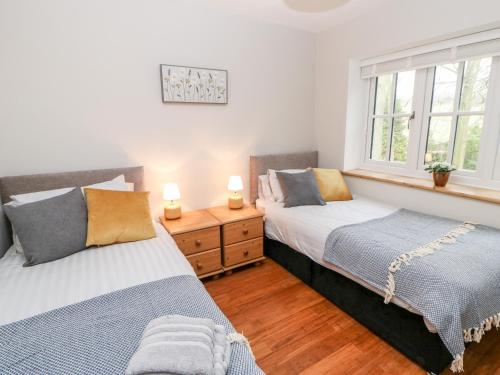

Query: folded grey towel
<box><xmin>126</xmin><ymin>315</ymin><xmax>234</xmax><ymax>375</ymax></box>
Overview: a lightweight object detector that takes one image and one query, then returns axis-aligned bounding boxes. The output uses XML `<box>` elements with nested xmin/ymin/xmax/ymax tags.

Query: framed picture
<box><xmin>160</xmin><ymin>64</ymin><xmax>228</xmax><ymax>104</ymax></box>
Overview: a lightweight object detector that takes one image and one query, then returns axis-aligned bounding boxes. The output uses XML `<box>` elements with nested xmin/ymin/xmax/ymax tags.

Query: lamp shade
<box><xmin>227</xmin><ymin>176</ymin><xmax>243</xmax><ymax>192</ymax></box>
<box><xmin>163</xmin><ymin>183</ymin><xmax>180</xmax><ymax>201</ymax></box>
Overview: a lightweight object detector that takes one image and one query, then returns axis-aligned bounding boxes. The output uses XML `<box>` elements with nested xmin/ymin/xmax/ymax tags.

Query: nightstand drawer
<box><xmin>186</xmin><ymin>248</ymin><xmax>222</xmax><ymax>276</ymax></box>
<box><xmin>172</xmin><ymin>226</ymin><xmax>220</xmax><ymax>255</ymax></box>
<box><xmin>223</xmin><ymin>217</ymin><xmax>263</xmax><ymax>245</ymax></box>
<box><xmin>224</xmin><ymin>237</ymin><xmax>263</xmax><ymax>267</ymax></box>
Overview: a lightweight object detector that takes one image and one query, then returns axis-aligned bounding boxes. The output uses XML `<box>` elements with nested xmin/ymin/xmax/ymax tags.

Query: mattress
<box><xmin>0</xmin><ymin>222</ymin><xmax>195</xmax><ymax>326</ymax></box>
<box><xmin>257</xmin><ymin>197</ymin><xmax>437</xmax><ymax>331</ymax></box>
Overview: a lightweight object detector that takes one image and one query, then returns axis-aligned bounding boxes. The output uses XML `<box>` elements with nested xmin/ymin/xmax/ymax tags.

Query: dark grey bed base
<box><xmin>264</xmin><ymin>237</ymin><xmax>453</xmax><ymax>374</ymax></box>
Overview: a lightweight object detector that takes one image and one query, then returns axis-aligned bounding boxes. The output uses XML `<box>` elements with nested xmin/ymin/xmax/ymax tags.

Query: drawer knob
<box><xmin>242</xmin><ymin>229</ymin><xmax>249</xmax><ymax>235</ymax></box>
<box><xmin>196</xmin><ymin>262</ymin><xmax>203</xmax><ymax>270</ymax></box>
<box><xmin>243</xmin><ymin>250</ymin><xmax>249</xmax><ymax>256</ymax></box>
<box><xmin>195</xmin><ymin>239</ymin><xmax>202</xmax><ymax>246</ymax></box>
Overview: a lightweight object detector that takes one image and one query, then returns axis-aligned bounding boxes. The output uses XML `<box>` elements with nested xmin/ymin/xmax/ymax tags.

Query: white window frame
<box><xmin>363</xmin><ymin>72</ymin><xmax>422</xmax><ymax>170</ymax></box>
<box><xmin>362</xmin><ymin>56</ymin><xmax>500</xmax><ymax>190</ymax></box>
<box><xmin>485</xmin><ymin>58</ymin><xmax>500</xmax><ymax>182</ymax></box>
<box><xmin>418</xmin><ymin>61</ymin><xmax>489</xmax><ymax>177</ymax></box>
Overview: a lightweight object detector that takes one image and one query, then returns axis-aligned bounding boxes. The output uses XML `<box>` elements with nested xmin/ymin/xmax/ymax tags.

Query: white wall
<box><xmin>3</xmin><ymin>0</ymin><xmax>499</xmax><ymax>227</ymax></box>
<box><xmin>315</xmin><ymin>0</ymin><xmax>500</xmax><ymax>227</ymax></box>
<box><xmin>0</xmin><ymin>0</ymin><xmax>316</xmax><ymax>215</ymax></box>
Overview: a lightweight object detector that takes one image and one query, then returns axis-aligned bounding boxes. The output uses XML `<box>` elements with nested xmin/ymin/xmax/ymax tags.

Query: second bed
<box><xmin>250</xmin><ymin>151</ymin><xmax>456</xmax><ymax>374</ymax></box>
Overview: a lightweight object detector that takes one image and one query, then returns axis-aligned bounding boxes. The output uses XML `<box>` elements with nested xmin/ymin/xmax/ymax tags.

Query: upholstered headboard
<box><xmin>249</xmin><ymin>151</ymin><xmax>318</xmax><ymax>203</ymax></box>
<box><xmin>0</xmin><ymin>166</ymin><xmax>144</xmax><ymax>257</ymax></box>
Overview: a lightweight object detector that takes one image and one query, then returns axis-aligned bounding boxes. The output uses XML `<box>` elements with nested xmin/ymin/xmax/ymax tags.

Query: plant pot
<box><xmin>433</xmin><ymin>172</ymin><xmax>450</xmax><ymax>187</ymax></box>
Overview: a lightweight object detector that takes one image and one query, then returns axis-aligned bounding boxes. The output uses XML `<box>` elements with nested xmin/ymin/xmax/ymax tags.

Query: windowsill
<box><xmin>342</xmin><ymin>169</ymin><xmax>500</xmax><ymax>205</ymax></box>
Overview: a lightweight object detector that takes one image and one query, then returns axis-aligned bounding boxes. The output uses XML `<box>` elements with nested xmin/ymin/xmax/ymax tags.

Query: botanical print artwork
<box><xmin>161</xmin><ymin>65</ymin><xmax>227</xmax><ymax>104</ymax></box>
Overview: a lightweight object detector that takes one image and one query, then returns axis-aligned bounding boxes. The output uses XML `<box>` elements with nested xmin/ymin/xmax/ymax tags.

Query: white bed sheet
<box><xmin>0</xmin><ymin>222</ymin><xmax>195</xmax><ymax>326</ymax></box>
<box><xmin>257</xmin><ymin>197</ymin><xmax>437</xmax><ymax>331</ymax></box>
<box><xmin>257</xmin><ymin>196</ymin><xmax>397</xmax><ymax>263</ymax></box>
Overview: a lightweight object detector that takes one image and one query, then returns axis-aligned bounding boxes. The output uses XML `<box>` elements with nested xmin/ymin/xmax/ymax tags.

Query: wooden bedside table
<box><xmin>160</xmin><ymin>210</ymin><xmax>224</xmax><ymax>280</ymax></box>
<box><xmin>207</xmin><ymin>205</ymin><xmax>265</xmax><ymax>276</ymax></box>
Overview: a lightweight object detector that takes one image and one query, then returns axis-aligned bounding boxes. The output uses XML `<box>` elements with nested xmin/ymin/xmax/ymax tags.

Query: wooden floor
<box><xmin>204</xmin><ymin>259</ymin><xmax>500</xmax><ymax>375</ymax></box>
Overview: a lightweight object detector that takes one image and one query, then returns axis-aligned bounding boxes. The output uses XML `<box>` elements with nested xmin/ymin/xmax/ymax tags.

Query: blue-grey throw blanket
<box><xmin>0</xmin><ymin>275</ymin><xmax>263</xmax><ymax>375</ymax></box>
<box><xmin>324</xmin><ymin>209</ymin><xmax>500</xmax><ymax>372</ymax></box>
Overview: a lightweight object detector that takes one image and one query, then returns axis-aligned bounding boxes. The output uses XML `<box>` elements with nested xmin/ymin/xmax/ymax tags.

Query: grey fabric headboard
<box><xmin>249</xmin><ymin>151</ymin><xmax>318</xmax><ymax>203</ymax></box>
<box><xmin>0</xmin><ymin>166</ymin><xmax>144</xmax><ymax>257</ymax></box>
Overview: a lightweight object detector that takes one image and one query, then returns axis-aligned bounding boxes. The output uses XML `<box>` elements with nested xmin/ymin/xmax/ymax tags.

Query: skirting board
<box><xmin>264</xmin><ymin>238</ymin><xmax>453</xmax><ymax>374</ymax></box>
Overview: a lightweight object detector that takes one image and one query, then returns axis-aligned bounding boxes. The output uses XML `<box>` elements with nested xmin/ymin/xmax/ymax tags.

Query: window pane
<box><xmin>390</xmin><ymin>117</ymin><xmax>409</xmax><ymax>162</ymax></box>
<box><xmin>394</xmin><ymin>71</ymin><xmax>415</xmax><ymax>114</ymax></box>
<box><xmin>459</xmin><ymin>58</ymin><xmax>492</xmax><ymax>112</ymax></box>
<box><xmin>425</xmin><ymin>116</ymin><xmax>453</xmax><ymax>163</ymax></box>
<box><xmin>453</xmin><ymin>115</ymin><xmax>483</xmax><ymax>171</ymax></box>
<box><xmin>431</xmin><ymin>63</ymin><xmax>459</xmax><ymax>113</ymax></box>
<box><xmin>371</xmin><ymin>118</ymin><xmax>389</xmax><ymax>161</ymax></box>
<box><xmin>374</xmin><ymin>74</ymin><xmax>393</xmax><ymax>115</ymax></box>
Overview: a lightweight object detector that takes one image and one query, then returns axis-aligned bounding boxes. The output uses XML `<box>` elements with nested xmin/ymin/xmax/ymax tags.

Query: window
<box><xmin>423</xmin><ymin>58</ymin><xmax>492</xmax><ymax>171</ymax></box>
<box><xmin>364</xmin><ymin>54</ymin><xmax>500</xmax><ymax>188</ymax></box>
<box><xmin>369</xmin><ymin>71</ymin><xmax>415</xmax><ymax>163</ymax></box>
<box><xmin>370</xmin><ymin>71</ymin><xmax>415</xmax><ymax>163</ymax></box>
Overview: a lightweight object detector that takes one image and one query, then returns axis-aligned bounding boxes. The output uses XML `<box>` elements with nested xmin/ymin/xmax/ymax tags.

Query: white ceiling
<box><xmin>193</xmin><ymin>0</ymin><xmax>392</xmax><ymax>33</ymax></box>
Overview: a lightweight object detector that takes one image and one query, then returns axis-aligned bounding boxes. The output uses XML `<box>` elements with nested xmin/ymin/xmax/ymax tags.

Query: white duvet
<box><xmin>0</xmin><ymin>222</ymin><xmax>195</xmax><ymax>326</ymax></box>
<box><xmin>258</xmin><ymin>196</ymin><xmax>397</xmax><ymax>263</ymax></box>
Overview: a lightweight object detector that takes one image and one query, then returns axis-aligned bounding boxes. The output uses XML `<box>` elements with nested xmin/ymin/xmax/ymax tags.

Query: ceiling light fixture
<box><xmin>283</xmin><ymin>0</ymin><xmax>351</xmax><ymax>13</ymax></box>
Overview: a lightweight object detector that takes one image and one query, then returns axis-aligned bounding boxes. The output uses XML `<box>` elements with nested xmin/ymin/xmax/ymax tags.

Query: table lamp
<box><xmin>163</xmin><ymin>183</ymin><xmax>181</xmax><ymax>220</ymax></box>
<box><xmin>227</xmin><ymin>176</ymin><xmax>243</xmax><ymax>209</ymax></box>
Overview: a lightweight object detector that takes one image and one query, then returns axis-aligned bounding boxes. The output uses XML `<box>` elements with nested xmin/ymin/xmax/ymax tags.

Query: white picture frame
<box><xmin>160</xmin><ymin>64</ymin><xmax>228</xmax><ymax>104</ymax></box>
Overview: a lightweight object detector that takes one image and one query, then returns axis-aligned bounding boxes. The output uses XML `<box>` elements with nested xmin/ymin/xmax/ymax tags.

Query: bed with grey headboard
<box><xmin>0</xmin><ymin>164</ymin><xmax>263</xmax><ymax>375</ymax></box>
<box><xmin>249</xmin><ymin>151</ymin><xmax>318</xmax><ymax>203</ymax></box>
<box><xmin>250</xmin><ymin>151</ymin><xmax>453</xmax><ymax>373</ymax></box>
<box><xmin>0</xmin><ymin>166</ymin><xmax>144</xmax><ymax>258</ymax></box>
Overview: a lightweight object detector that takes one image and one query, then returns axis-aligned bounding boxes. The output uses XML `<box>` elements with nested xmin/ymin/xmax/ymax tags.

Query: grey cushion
<box><xmin>0</xmin><ymin>202</ymin><xmax>9</xmax><ymax>259</ymax></box>
<box><xmin>276</xmin><ymin>171</ymin><xmax>326</xmax><ymax>208</ymax></box>
<box><xmin>3</xmin><ymin>188</ymin><xmax>88</xmax><ymax>267</ymax></box>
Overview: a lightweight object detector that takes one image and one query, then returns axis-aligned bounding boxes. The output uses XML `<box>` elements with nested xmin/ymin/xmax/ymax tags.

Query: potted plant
<box><xmin>424</xmin><ymin>162</ymin><xmax>456</xmax><ymax>187</ymax></box>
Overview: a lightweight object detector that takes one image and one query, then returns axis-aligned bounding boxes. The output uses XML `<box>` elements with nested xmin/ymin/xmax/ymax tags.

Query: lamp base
<box><xmin>164</xmin><ymin>205</ymin><xmax>181</xmax><ymax>220</ymax></box>
<box><xmin>228</xmin><ymin>196</ymin><xmax>243</xmax><ymax>210</ymax></box>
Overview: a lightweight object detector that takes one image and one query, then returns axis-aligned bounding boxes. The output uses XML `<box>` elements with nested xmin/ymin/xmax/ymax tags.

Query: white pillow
<box><xmin>10</xmin><ymin>175</ymin><xmax>127</xmax><ymax>204</ymax></box>
<box><xmin>10</xmin><ymin>187</ymin><xmax>73</xmax><ymax>205</ymax></box>
<box><xmin>12</xmin><ymin>231</ymin><xmax>23</xmax><ymax>255</ymax></box>
<box><xmin>81</xmin><ymin>175</ymin><xmax>128</xmax><ymax>195</ymax></box>
<box><xmin>7</xmin><ymin>175</ymin><xmax>128</xmax><ymax>255</ymax></box>
<box><xmin>258</xmin><ymin>175</ymin><xmax>274</xmax><ymax>201</ymax></box>
<box><xmin>267</xmin><ymin>169</ymin><xmax>306</xmax><ymax>203</ymax></box>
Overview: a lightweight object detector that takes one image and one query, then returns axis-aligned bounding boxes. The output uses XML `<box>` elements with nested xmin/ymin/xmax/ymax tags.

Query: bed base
<box><xmin>264</xmin><ymin>238</ymin><xmax>452</xmax><ymax>374</ymax></box>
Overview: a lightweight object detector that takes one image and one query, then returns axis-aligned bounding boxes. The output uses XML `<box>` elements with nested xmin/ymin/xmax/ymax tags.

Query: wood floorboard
<box><xmin>204</xmin><ymin>259</ymin><xmax>500</xmax><ymax>375</ymax></box>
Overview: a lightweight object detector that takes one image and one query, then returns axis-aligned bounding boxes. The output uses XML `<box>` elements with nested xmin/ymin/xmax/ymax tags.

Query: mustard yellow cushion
<box><xmin>85</xmin><ymin>189</ymin><xmax>156</xmax><ymax>247</ymax></box>
<box><xmin>311</xmin><ymin>168</ymin><xmax>353</xmax><ymax>202</ymax></box>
